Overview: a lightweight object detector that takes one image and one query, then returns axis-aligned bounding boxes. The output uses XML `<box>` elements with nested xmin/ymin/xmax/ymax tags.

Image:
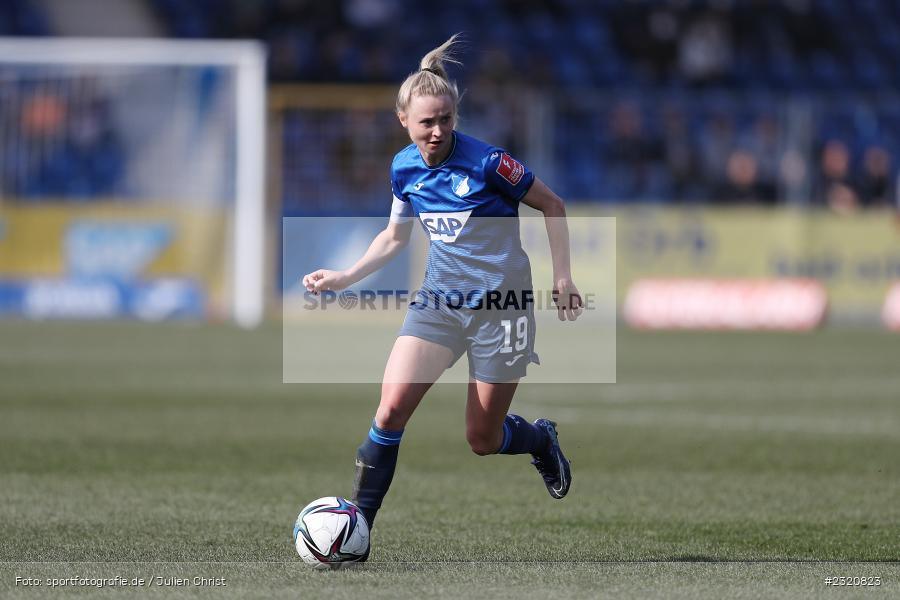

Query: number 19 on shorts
<box><xmin>500</xmin><ymin>316</ymin><xmax>528</xmax><ymax>354</ymax></box>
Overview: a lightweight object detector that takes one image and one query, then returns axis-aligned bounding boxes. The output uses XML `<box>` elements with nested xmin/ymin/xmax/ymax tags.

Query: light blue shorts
<box><xmin>397</xmin><ymin>289</ymin><xmax>539</xmax><ymax>382</ymax></box>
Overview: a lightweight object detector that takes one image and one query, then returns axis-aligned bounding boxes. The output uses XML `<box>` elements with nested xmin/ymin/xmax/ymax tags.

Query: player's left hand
<box><xmin>552</xmin><ymin>278</ymin><xmax>583</xmax><ymax>321</ymax></box>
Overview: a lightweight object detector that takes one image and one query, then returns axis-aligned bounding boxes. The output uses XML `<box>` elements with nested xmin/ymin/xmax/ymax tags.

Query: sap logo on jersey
<box><xmin>419</xmin><ymin>211</ymin><xmax>472</xmax><ymax>243</ymax></box>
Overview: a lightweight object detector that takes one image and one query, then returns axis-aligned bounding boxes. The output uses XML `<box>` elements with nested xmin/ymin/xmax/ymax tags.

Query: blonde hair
<box><xmin>396</xmin><ymin>34</ymin><xmax>463</xmax><ymax>117</ymax></box>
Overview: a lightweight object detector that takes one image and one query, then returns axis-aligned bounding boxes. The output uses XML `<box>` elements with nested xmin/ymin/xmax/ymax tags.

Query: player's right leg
<box><xmin>352</xmin><ymin>336</ymin><xmax>453</xmax><ymax>530</ymax></box>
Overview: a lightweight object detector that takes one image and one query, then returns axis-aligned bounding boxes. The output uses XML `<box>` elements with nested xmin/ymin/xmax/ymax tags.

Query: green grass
<box><xmin>1</xmin><ymin>322</ymin><xmax>899</xmax><ymax>598</ymax></box>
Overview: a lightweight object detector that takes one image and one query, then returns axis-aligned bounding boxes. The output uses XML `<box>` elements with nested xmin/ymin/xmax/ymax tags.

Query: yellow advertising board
<box><xmin>527</xmin><ymin>206</ymin><xmax>900</xmax><ymax>319</ymax></box>
<box><xmin>0</xmin><ymin>203</ymin><xmax>229</xmax><ymax>317</ymax></box>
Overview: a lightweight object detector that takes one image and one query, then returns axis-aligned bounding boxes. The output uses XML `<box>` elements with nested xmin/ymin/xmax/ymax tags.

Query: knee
<box><xmin>374</xmin><ymin>405</ymin><xmax>406</xmax><ymax>431</ymax></box>
<box><xmin>375</xmin><ymin>386</ymin><xmax>412</xmax><ymax>431</ymax></box>
<box><xmin>466</xmin><ymin>429</ymin><xmax>500</xmax><ymax>456</ymax></box>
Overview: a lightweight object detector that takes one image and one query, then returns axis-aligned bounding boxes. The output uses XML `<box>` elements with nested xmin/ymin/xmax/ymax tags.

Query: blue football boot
<box><xmin>531</xmin><ymin>419</ymin><xmax>572</xmax><ymax>499</ymax></box>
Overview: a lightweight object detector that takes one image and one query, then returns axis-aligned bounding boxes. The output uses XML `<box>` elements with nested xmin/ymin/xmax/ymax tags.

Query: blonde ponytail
<box><xmin>396</xmin><ymin>34</ymin><xmax>463</xmax><ymax>117</ymax></box>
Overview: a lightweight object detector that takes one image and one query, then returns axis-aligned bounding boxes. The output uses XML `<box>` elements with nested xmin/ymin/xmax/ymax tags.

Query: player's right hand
<box><xmin>301</xmin><ymin>269</ymin><xmax>350</xmax><ymax>294</ymax></box>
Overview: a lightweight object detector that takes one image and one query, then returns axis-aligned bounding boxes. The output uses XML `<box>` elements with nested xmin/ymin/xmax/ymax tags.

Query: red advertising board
<box><xmin>624</xmin><ymin>279</ymin><xmax>828</xmax><ymax>331</ymax></box>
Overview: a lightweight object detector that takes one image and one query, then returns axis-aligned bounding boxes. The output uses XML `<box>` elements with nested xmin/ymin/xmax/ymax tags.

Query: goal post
<box><xmin>0</xmin><ymin>37</ymin><xmax>266</xmax><ymax>327</ymax></box>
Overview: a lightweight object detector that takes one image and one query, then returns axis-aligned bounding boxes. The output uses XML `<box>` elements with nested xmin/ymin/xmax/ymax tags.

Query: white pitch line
<box><xmin>516</xmin><ymin>379</ymin><xmax>900</xmax><ymax>404</ymax></box>
<box><xmin>519</xmin><ymin>403</ymin><xmax>900</xmax><ymax>439</ymax></box>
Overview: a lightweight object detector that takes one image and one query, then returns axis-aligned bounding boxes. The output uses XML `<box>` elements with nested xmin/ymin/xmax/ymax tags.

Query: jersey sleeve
<box><xmin>483</xmin><ymin>150</ymin><xmax>535</xmax><ymax>202</ymax></box>
<box><xmin>389</xmin><ymin>169</ymin><xmax>413</xmax><ymax>223</ymax></box>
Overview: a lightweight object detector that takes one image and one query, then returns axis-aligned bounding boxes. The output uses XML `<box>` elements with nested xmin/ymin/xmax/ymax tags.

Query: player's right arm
<box><xmin>301</xmin><ymin>220</ymin><xmax>413</xmax><ymax>293</ymax></box>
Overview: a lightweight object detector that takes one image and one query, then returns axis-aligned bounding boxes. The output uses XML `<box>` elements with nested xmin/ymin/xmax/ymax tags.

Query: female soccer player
<box><xmin>302</xmin><ymin>35</ymin><xmax>582</xmax><ymax>535</ymax></box>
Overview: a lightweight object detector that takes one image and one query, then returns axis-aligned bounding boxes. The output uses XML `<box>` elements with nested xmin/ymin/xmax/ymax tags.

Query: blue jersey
<box><xmin>390</xmin><ymin>131</ymin><xmax>536</xmax><ymax>297</ymax></box>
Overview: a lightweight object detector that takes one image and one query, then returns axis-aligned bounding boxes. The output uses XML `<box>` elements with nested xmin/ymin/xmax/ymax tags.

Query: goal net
<box><xmin>0</xmin><ymin>37</ymin><xmax>265</xmax><ymax>326</ymax></box>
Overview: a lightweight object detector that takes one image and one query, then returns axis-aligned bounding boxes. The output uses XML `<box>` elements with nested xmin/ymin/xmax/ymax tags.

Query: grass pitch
<box><xmin>1</xmin><ymin>321</ymin><xmax>898</xmax><ymax>598</ymax></box>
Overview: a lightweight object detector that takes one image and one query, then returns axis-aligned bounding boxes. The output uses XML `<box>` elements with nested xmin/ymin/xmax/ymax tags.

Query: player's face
<box><xmin>399</xmin><ymin>94</ymin><xmax>455</xmax><ymax>166</ymax></box>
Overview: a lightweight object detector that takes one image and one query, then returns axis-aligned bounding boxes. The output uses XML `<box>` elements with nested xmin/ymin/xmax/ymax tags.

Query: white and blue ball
<box><xmin>293</xmin><ymin>496</ymin><xmax>369</xmax><ymax>569</ymax></box>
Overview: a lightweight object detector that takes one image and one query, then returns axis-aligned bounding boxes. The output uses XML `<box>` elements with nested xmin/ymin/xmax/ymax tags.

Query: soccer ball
<box><xmin>293</xmin><ymin>497</ymin><xmax>370</xmax><ymax>569</ymax></box>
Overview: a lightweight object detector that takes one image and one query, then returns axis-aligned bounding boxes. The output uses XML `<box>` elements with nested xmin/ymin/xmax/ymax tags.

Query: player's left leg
<box><xmin>464</xmin><ymin>379</ymin><xmax>546</xmax><ymax>456</ymax></box>
<box><xmin>465</xmin><ymin>379</ymin><xmax>572</xmax><ymax>499</ymax></box>
<box><xmin>464</xmin><ymin>378</ymin><xmax>520</xmax><ymax>455</ymax></box>
<box><xmin>465</xmin><ymin>300</ymin><xmax>571</xmax><ymax>497</ymax></box>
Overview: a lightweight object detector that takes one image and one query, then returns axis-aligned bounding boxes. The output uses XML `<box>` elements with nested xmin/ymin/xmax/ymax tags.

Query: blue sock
<box><xmin>497</xmin><ymin>414</ymin><xmax>549</xmax><ymax>455</ymax></box>
<box><xmin>351</xmin><ymin>421</ymin><xmax>403</xmax><ymax>527</ymax></box>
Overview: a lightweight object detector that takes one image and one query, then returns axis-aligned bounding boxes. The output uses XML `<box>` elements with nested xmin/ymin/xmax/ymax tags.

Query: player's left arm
<box><xmin>521</xmin><ymin>178</ymin><xmax>583</xmax><ymax>321</ymax></box>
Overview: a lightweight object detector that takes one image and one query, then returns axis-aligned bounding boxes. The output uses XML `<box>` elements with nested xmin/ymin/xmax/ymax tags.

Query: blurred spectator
<box><xmin>268</xmin><ymin>27</ymin><xmax>313</xmax><ymax>80</ymax></box>
<box><xmin>65</xmin><ymin>85</ymin><xmax>125</xmax><ymax>197</ymax></box>
<box><xmin>678</xmin><ymin>7</ymin><xmax>733</xmax><ymax>86</ymax></box>
<box><xmin>333</xmin><ymin>108</ymin><xmax>392</xmax><ymax>202</ymax></box>
<box><xmin>857</xmin><ymin>145</ymin><xmax>894</xmax><ymax>208</ymax></box>
<box><xmin>715</xmin><ymin>149</ymin><xmax>769</xmax><ymax>204</ymax></box>
<box><xmin>21</xmin><ymin>92</ymin><xmax>66</xmax><ymax>138</ymax></box>
<box><xmin>605</xmin><ymin>101</ymin><xmax>662</xmax><ymax>199</ymax></box>
<box><xmin>778</xmin><ymin>148</ymin><xmax>809</xmax><ymax>204</ymax></box>
<box><xmin>611</xmin><ymin>2</ymin><xmax>680</xmax><ymax>83</ymax></box>
<box><xmin>816</xmin><ymin>140</ymin><xmax>860</xmax><ymax>213</ymax></box>
<box><xmin>739</xmin><ymin>115</ymin><xmax>779</xmax><ymax>201</ymax></box>
<box><xmin>5</xmin><ymin>79</ymin><xmax>125</xmax><ymax>200</ymax></box>
<box><xmin>464</xmin><ymin>46</ymin><xmax>530</xmax><ymax>157</ymax></box>
<box><xmin>644</xmin><ymin>5</ymin><xmax>681</xmax><ymax>80</ymax></box>
<box><xmin>699</xmin><ymin>113</ymin><xmax>736</xmax><ymax>192</ymax></box>
<box><xmin>343</xmin><ymin>0</ymin><xmax>399</xmax><ymax>29</ymax></box>
<box><xmin>660</xmin><ymin>105</ymin><xmax>700</xmax><ymax>201</ymax></box>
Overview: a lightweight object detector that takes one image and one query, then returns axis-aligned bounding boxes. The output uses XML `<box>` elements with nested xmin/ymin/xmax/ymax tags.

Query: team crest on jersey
<box><xmin>496</xmin><ymin>153</ymin><xmax>524</xmax><ymax>185</ymax></box>
<box><xmin>450</xmin><ymin>173</ymin><xmax>470</xmax><ymax>197</ymax></box>
<box><xmin>419</xmin><ymin>210</ymin><xmax>472</xmax><ymax>243</ymax></box>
